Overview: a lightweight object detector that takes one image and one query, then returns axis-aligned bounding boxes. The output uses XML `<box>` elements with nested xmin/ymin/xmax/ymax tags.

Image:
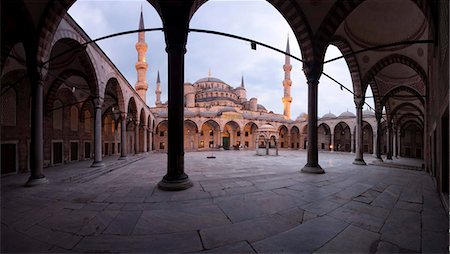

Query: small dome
<box><xmin>321</xmin><ymin>112</ymin><xmax>337</xmax><ymax>119</ymax></box>
<box><xmin>363</xmin><ymin>109</ymin><xmax>375</xmax><ymax>116</ymax></box>
<box><xmin>200</xmin><ymin>111</ymin><xmax>217</xmax><ymax>118</ymax></box>
<box><xmin>184</xmin><ymin>109</ymin><xmax>196</xmax><ymax>117</ymax></box>
<box><xmin>259</xmin><ymin>124</ymin><xmax>276</xmax><ymax>132</ymax></box>
<box><xmin>235</xmin><ymin>86</ymin><xmax>246</xmax><ymax>90</ymax></box>
<box><xmin>338</xmin><ymin>110</ymin><xmax>356</xmax><ymax>118</ymax></box>
<box><xmin>194</xmin><ymin>77</ymin><xmax>226</xmax><ymax>84</ymax></box>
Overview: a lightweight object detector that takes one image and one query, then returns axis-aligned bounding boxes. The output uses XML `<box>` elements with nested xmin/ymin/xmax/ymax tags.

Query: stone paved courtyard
<box><xmin>1</xmin><ymin>151</ymin><xmax>448</xmax><ymax>253</ymax></box>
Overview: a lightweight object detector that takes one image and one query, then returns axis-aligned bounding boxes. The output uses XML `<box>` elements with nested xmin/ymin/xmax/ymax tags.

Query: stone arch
<box><xmin>362</xmin><ymin>54</ymin><xmax>427</xmax><ymax>95</ymax></box>
<box><xmin>301</xmin><ymin>124</ymin><xmax>308</xmax><ymax>149</ymax></box>
<box><xmin>362</xmin><ymin>120</ymin><xmax>373</xmax><ymax>154</ymax></box>
<box><xmin>184</xmin><ymin>119</ymin><xmax>199</xmax><ymax>151</ymax></box>
<box><xmin>318</xmin><ymin>123</ymin><xmax>331</xmax><ymax>150</ymax></box>
<box><xmin>397</xmin><ymin>113</ymin><xmax>424</xmax><ymax>129</ymax></box>
<box><xmin>391</xmin><ymin>102</ymin><xmax>424</xmax><ymax>119</ymax></box>
<box><xmin>46</xmin><ymin>38</ymin><xmax>99</xmax><ymax>100</ymax></box>
<box><xmin>278</xmin><ymin>125</ymin><xmax>289</xmax><ymax>148</ymax></box>
<box><xmin>326</xmin><ymin>36</ymin><xmax>363</xmax><ymax>97</ymax></box>
<box><xmin>290</xmin><ymin>125</ymin><xmax>300</xmax><ymax>149</ymax></box>
<box><xmin>155</xmin><ymin>120</ymin><xmax>168</xmax><ymax>151</ymax></box>
<box><xmin>223</xmin><ymin>121</ymin><xmax>241</xmax><ymax>150</ymax></box>
<box><xmin>243</xmin><ymin>122</ymin><xmax>258</xmax><ymax>149</ymax></box>
<box><xmin>200</xmin><ymin>120</ymin><xmax>220</xmax><ymax>149</ymax></box>
<box><xmin>382</xmin><ymin>85</ymin><xmax>425</xmax><ymax>107</ymax></box>
<box><xmin>334</xmin><ymin>122</ymin><xmax>351</xmax><ymax>152</ymax></box>
<box><xmin>104</xmin><ymin>77</ymin><xmax>126</xmax><ymax>115</ymax></box>
<box><xmin>400</xmin><ymin>121</ymin><xmax>424</xmax><ymax>158</ymax></box>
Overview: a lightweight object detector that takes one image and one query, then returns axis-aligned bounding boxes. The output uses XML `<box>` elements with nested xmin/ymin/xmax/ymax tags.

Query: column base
<box><xmin>301</xmin><ymin>164</ymin><xmax>325</xmax><ymax>174</ymax></box>
<box><xmin>374</xmin><ymin>157</ymin><xmax>383</xmax><ymax>162</ymax></box>
<box><xmin>118</xmin><ymin>156</ymin><xmax>127</xmax><ymax>160</ymax></box>
<box><xmin>352</xmin><ymin>158</ymin><xmax>367</xmax><ymax>165</ymax></box>
<box><xmin>91</xmin><ymin>161</ymin><xmax>105</xmax><ymax>167</ymax></box>
<box><xmin>25</xmin><ymin>176</ymin><xmax>49</xmax><ymax>187</ymax></box>
<box><xmin>158</xmin><ymin>175</ymin><xmax>193</xmax><ymax>191</ymax></box>
<box><xmin>386</xmin><ymin>157</ymin><xmax>393</xmax><ymax>160</ymax></box>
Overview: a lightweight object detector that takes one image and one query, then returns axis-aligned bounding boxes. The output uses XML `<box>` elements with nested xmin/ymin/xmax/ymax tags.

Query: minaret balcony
<box><xmin>135</xmin><ymin>62</ymin><xmax>148</xmax><ymax>69</ymax></box>
<box><xmin>282</xmin><ymin>97</ymin><xmax>292</xmax><ymax>103</ymax></box>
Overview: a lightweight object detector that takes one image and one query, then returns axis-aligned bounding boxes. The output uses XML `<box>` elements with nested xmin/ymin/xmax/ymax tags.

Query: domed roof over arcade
<box><xmin>338</xmin><ymin>110</ymin><xmax>356</xmax><ymax>118</ymax></box>
<box><xmin>321</xmin><ymin>112</ymin><xmax>337</xmax><ymax>119</ymax></box>
<box><xmin>194</xmin><ymin>77</ymin><xmax>226</xmax><ymax>84</ymax></box>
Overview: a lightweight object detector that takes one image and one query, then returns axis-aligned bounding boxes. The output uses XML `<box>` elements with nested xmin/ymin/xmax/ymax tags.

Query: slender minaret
<box><xmin>155</xmin><ymin>70</ymin><xmax>161</xmax><ymax>105</ymax></box>
<box><xmin>282</xmin><ymin>35</ymin><xmax>292</xmax><ymax>119</ymax></box>
<box><xmin>135</xmin><ymin>6</ymin><xmax>148</xmax><ymax>103</ymax></box>
<box><xmin>241</xmin><ymin>74</ymin><xmax>245</xmax><ymax>88</ymax></box>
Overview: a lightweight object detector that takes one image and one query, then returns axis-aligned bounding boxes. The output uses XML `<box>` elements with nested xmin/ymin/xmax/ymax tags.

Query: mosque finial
<box><xmin>208</xmin><ymin>68</ymin><xmax>211</xmax><ymax>77</ymax></box>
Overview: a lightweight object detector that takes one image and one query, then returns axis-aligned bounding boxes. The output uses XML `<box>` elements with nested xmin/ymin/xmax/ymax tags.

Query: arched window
<box><xmin>1</xmin><ymin>88</ymin><xmax>16</xmax><ymax>126</ymax></box>
<box><xmin>53</xmin><ymin>100</ymin><xmax>63</xmax><ymax>130</ymax></box>
<box><xmin>70</xmin><ymin>106</ymin><xmax>79</xmax><ymax>131</ymax></box>
<box><xmin>84</xmin><ymin>110</ymin><xmax>91</xmax><ymax>133</ymax></box>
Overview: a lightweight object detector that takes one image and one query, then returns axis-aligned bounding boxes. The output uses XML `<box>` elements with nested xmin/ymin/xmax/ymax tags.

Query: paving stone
<box><xmin>422</xmin><ymin>230</ymin><xmax>448</xmax><ymax>254</ymax></box>
<box><xmin>422</xmin><ymin>208</ymin><xmax>448</xmax><ymax>233</ymax></box>
<box><xmin>25</xmin><ymin>224</ymin><xmax>82</xmax><ymax>250</ymax></box>
<box><xmin>74</xmin><ymin>232</ymin><xmax>203</xmax><ymax>253</ymax></box>
<box><xmin>398</xmin><ymin>183</ymin><xmax>423</xmax><ymax>204</ymax></box>
<box><xmin>103</xmin><ymin>211</ymin><xmax>142</xmax><ymax>235</ymax></box>
<box><xmin>380</xmin><ymin>209</ymin><xmax>421</xmax><ymax>252</ymax></box>
<box><xmin>252</xmin><ymin>215</ymin><xmax>348</xmax><ymax>253</ymax></box>
<box><xmin>371</xmin><ymin>184</ymin><xmax>402</xmax><ymax>209</ymax></box>
<box><xmin>315</xmin><ymin>225</ymin><xmax>380</xmax><ymax>253</ymax></box>
<box><xmin>353</xmin><ymin>189</ymin><xmax>380</xmax><ymax>204</ymax></box>
<box><xmin>200</xmin><ymin>214</ymin><xmax>295</xmax><ymax>250</ymax></box>
<box><xmin>375</xmin><ymin>241</ymin><xmax>402</xmax><ymax>253</ymax></box>
<box><xmin>335</xmin><ymin>183</ymin><xmax>373</xmax><ymax>200</ymax></box>
<box><xmin>277</xmin><ymin>207</ymin><xmax>305</xmax><ymax>225</ymax></box>
<box><xmin>328</xmin><ymin>201</ymin><xmax>389</xmax><ymax>232</ymax></box>
<box><xmin>300</xmin><ymin>199</ymin><xmax>342</xmax><ymax>216</ymax></box>
<box><xmin>1</xmin><ymin>224</ymin><xmax>52</xmax><ymax>253</ymax></box>
<box><xmin>394</xmin><ymin>200</ymin><xmax>422</xmax><ymax>212</ymax></box>
<box><xmin>201</xmin><ymin>241</ymin><xmax>256</xmax><ymax>253</ymax></box>
<box><xmin>81</xmin><ymin>202</ymin><xmax>108</xmax><ymax>211</ymax></box>
<box><xmin>39</xmin><ymin>210</ymin><xmax>98</xmax><ymax>234</ymax></box>
<box><xmin>133</xmin><ymin>205</ymin><xmax>230</xmax><ymax>235</ymax></box>
<box><xmin>78</xmin><ymin>210</ymin><xmax>119</xmax><ymax>236</ymax></box>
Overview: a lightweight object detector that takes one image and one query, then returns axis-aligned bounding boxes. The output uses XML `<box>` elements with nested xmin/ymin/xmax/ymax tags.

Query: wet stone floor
<box><xmin>1</xmin><ymin>150</ymin><xmax>448</xmax><ymax>253</ymax></box>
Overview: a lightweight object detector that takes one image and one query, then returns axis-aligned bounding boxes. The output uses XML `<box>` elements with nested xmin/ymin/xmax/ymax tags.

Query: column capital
<box><xmin>375</xmin><ymin>111</ymin><xmax>383</xmax><ymax>121</ymax></box>
<box><xmin>93</xmin><ymin>97</ymin><xmax>103</xmax><ymax>108</ymax></box>
<box><xmin>354</xmin><ymin>97</ymin><xmax>364</xmax><ymax>109</ymax></box>
<box><xmin>120</xmin><ymin>112</ymin><xmax>127</xmax><ymax>119</ymax></box>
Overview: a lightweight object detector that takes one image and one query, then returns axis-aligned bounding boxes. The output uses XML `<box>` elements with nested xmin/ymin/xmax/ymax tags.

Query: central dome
<box><xmin>194</xmin><ymin>77</ymin><xmax>226</xmax><ymax>84</ymax></box>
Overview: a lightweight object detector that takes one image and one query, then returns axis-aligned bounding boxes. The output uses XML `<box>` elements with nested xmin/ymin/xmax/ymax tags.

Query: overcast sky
<box><xmin>68</xmin><ymin>0</ymin><xmax>374</xmax><ymax>119</ymax></box>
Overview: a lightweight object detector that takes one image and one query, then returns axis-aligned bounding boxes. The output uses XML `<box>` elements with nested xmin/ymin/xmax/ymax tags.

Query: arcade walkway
<box><xmin>1</xmin><ymin>151</ymin><xmax>447</xmax><ymax>253</ymax></box>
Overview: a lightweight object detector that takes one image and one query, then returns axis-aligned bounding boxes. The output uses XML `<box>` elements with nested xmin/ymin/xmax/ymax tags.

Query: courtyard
<box><xmin>1</xmin><ymin>150</ymin><xmax>448</xmax><ymax>253</ymax></box>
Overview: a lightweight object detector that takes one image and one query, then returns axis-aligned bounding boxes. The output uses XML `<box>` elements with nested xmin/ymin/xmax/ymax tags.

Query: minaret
<box><xmin>135</xmin><ymin>6</ymin><xmax>148</xmax><ymax>103</ymax></box>
<box><xmin>241</xmin><ymin>74</ymin><xmax>245</xmax><ymax>88</ymax></box>
<box><xmin>155</xmin><ymin>70</ymin><xmax>161</xmax><ymax>105</ymax></box>
<box><xmin>282</xmin><ymin>35</ymin><xmax>292</xmax><ymax>119</ymax></box>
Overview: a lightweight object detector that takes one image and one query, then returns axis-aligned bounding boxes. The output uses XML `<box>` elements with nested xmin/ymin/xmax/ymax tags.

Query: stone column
<box><xmin>119</xmin><ymin>113</ymin><xmax>127</xmax><ymax>160</ymax></box>
<box><xmin>91</xmin><ymin>98</ymin><xmax>105</xmax><ymax>167</ymax></box>
<box><xmin>301</xmin><ymin>74</ymin><xmax>324</xmax><ymax>173</ymax></box>
<box><xmin>386</xmin><ymin>122</ymin><xmax>393</xmax><ymax>160</ymax></box>
<box><xmin>287</xmin><ymin>134</ymin><xmax>291</xmax><ymax>149</ymax></box>
<box><xmin>157</xmin><ymin>10</ymin><xmax>192</xmax><ymax>190</ymax></box>
<box><xmin>265</xmin><ymin>138</ymin><xmax>269</xmax><ymax>155</ymax></box>
<box><xmin>134</xmin><ymin>121</ymin><xmax>139</xmax><ymax>154</ymax></box>
<box><xmin>350</xmin><ymin>131</ymin><xmax>355</xmax><ymax>153</ymax></box>
<box><xmin>26</xmin><ymin>70</ymin><xmax>48</xmax><ymax>186</ymax></box>
<box><xmin>397</xmin><ymin>129</ymin><xmax>401</xmax><ymax>157</ymax></box>
<box><xmin>218</xmin><ymin>131</ymin><xmax>223</xmax><ymax>148</ymax></box>
<box><xmin>353</xmin><ymin>99</ymin><xmax>366</xmax><ymax>165</ymax></box>
<box><xmin>143</xmin><ymin>125</ymin><xmax>148</xmax><ymax>153</ymax></box>
<box><xmin>393</xmin><ymin>127</ymin><xmax>397</xmax><ymax>158</ymax></box>
<box><xmin>276</xmin><ymin>139</ymin><xmax>279</xmax><ymax>156</ymax></box>
<box><xmin>375</xmin><ymin>111</ymin><xmax>383</xmax><ymax>161</ymax></box>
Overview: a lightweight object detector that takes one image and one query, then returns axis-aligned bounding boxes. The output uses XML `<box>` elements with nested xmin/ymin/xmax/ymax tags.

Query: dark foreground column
<box><xmin>157</xmin><ymin>15</ymin><xmax>192</xmax><ymax>190</ymax></box>
<box><xmin>134</xmin><ymin>121</ymin><xmax>139</xmax><ymax>154</ymax></box>
<box><xmin>91</xmin><ymin>99</ymin><xmax>105</xmax><ymax>167</ymax></box>
<box><xmin>119</xmin><ymin>113</ymin><xmax>127</xmax><ymax>160</ymax></box>
<box><xmin>386</xmin><ymin>122</ymin><xmax>393</xmax><ymax>160</ymax></box>
<box><xmin>301</xmin><ymin>77</ymin><xmax>324</xmax><ymax>173</ymax></box>
<box><xmin>353</xmin><ymin>99</ymin><xmax>366</xmax><ymax>165</ymax></box>
<box><xmin>375</xmin><ymin>111</ymin><xmax>383</xmax><ymax>162</ymax></box>
<box><xmin>26</xmin><ymin>71</ymin><xmax>48</xmax><ymax>186</ymax></box>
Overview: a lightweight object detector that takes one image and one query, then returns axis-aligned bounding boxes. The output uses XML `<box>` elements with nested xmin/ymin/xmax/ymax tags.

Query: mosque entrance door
<box><xmin>223</xmin><ymin>137</ymin><xmax>230</xmax><ymax>150</ymax></box>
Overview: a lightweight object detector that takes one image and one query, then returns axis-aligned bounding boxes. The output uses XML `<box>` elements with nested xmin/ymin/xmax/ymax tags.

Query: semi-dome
<box><xmin>321</xmin><ymin>112</ymin><xmax>337</xmax><ymax>119</ymax></box>
<box><xmin>217</xmin><ymin>106</ymin><xmax>238</xmax><ymax>115</ymax></box>
<box><xmin>257</xmin><ymin>104</ymin><xmax>266</xmax><ymax>110</ymax></box>
<box><xmin>338</xmin><ymin>110</ymin><xmax>356</xmax><ymax>118</ymax></box>
<box><xmin>363</xmin><ymin>109</ymin><xmax>375</xmax><ymax>116</ymax></box>
<box><xmin>194</xmin><ymin>77</ymin><xmax>226</xmax><ymax>84</ymax></box>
